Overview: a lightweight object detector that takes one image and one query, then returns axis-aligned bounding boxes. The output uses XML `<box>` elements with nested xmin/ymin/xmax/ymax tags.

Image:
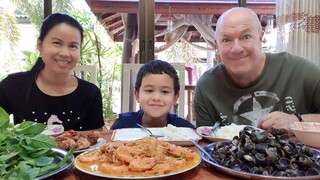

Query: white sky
<box><xmin>0</xmin><ymin>0</ymin><xmax>15</xmax><ymax>12</ymax></box>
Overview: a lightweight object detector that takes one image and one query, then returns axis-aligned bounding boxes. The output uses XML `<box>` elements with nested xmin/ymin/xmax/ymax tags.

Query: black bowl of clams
<box><xmin>199</xmin><ymin>126</ymin><xmax>320</xmax><ymax>180</ymax></box>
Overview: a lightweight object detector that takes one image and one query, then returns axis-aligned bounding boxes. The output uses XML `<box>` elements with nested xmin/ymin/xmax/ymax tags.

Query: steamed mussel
<box><xmin>210</xmin><ymin>126</ymin><xmax>320</xmax><ymax>177</ymax></box>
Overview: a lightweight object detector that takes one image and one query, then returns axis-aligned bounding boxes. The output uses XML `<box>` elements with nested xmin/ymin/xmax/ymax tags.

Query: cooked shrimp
<box><xmin>78</xmin><ymin>149</ymin><xmax>100</xmax><ymax>163</ymax></box>
<box><xmin>148</xmin><ymin>163</ymin><xmax>172</xmax><ymax>175</ymax></box>
<box><xmin>133</xmin><ymin>137</ymin><xmax>166</xmax><ymax>158</ymax></box>
<box><xmin>129</xmin><ymin>157</ymin><xmax>157</xmax><ymax>172</ymax></box>
<box><xmin>100</xmin><ymin>141</ymin><xmax>124</xmax><ymax>154</ymax></box>
<box><xmin>171</xmin><ymin>158</ymin><xmax>186</xmax><ymax>167</ymax></box>
<box><xmin>114</xmin><ymin>146</ymin><xmax>135</xmax><ymax>163</ymax></box>
<box><xmin>167</xmin><ymin>146</ymin><xmax>194</xmax><ymax>161</ymax></box>
<box><xmin>99</xmin><ymin>163</ymin><xmax>129</xmax><ymax>173</ymax></box>
<box><xmin>160</xmin><ymin>157</ymin><xmax>187</xmax><ymax>169</ymax></box>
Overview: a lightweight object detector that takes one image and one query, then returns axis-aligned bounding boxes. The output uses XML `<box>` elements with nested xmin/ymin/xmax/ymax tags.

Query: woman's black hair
<box><xmin>134</xmin><ymin>60</ymin><xmax>180</xmax><ymax>95</ymax></box>
<box><xmin>30</xmin><ymin>13</ymin><xmax>84</xmax><ymax>74</ymax></box>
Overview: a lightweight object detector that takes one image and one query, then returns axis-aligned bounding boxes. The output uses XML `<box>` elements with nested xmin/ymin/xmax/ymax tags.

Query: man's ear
<box><xmin>260</xmin><ymin>31</ymin><xmax>264</xmax><ymax>42</ymax></box>
<box><xmin>214</xmin><ymin>40</ymin><xmax>219</xmax><ymax>55</ymax></box>
<box><xmin>134</xmin><ymin>89</ymin><xmax>140</xmax><ymax>103</ymax></box>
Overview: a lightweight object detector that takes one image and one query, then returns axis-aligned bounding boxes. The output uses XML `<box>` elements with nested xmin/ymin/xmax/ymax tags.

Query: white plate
<box><xmin>112</xmin><ymin>127</ymin><xmax>202</xmax><ymax>146</ymax></box>
<box><xmin>196</xmin><ymin>126</ymin><xmax>229</xmax><ymax>142</ymax></box>
<box><xmin>42</xmin><ymin>125</ymin><xmax>64</xmax><ymax>136</ymax></box>
<box><xmin>74</xmin><ymin>138</ymin><xmax>106</xmax><ymax>154</ymax></box>
<box><xmin>197</xmin><ymin>125</ymin><xmax>262</xmax><ymax>142</ymax></box>
<box><xmin>74</xmin><ymin>149</ymin><xmax>201</xmax><ymax>179</ymax></box>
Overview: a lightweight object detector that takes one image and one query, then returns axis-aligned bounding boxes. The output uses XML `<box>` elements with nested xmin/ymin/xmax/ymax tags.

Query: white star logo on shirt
<box><xmin>239</xmin><ymin>97</ymin><xmax>274</xmax><ymax>126</ymax></box>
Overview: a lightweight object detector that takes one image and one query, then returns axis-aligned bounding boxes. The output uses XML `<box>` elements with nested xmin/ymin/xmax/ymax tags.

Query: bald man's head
<box><xmin>215</xmin><ymin>7</ymin><xmax>262</xmax><ymax>41</ymax></box>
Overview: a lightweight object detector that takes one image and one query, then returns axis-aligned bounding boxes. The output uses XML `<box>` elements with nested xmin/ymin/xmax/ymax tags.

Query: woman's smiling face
<box><xmin>37</xmin><ymin>23</ymin><xmax>81</xmax><ymax>74</ymax></box>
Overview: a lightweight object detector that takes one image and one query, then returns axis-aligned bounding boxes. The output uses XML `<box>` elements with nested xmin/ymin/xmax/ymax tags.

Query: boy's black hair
<box><xmin>135</xmin><ymin>60</ymin><xmax>180</xmax><ymax>95</ymax></box>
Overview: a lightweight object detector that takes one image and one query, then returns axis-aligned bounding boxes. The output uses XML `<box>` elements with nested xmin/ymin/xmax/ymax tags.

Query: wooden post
<box><xmin>122</xmin><ymin>14</ymin><xmax>138</xmax><ymax>64</ymax></box>
<box><xmin>238</xmin><ymin>0</ymin><xmax>247</xmax><ymax>7</ymax></box>
<box><xmin>44</xmin><ymin>0</ymin><xmax>52</xmax><ymax>19</ymax></box>
<box><xmin>139</xmin><ymin>0</ymin><xmax>154</xmax><ymax>63</ymax></box>
<box><xmin>121</xmin><ymin>14</ymin><xmax>138</xmax><ymax>111</ymax></box>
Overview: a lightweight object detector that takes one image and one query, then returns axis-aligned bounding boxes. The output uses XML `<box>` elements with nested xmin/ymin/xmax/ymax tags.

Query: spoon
<box><xmin>191</xmin><ymin>140</ymin><xmax>217</xmax><ymax>163</ymax></box>
<box><xmin>136</xmin><ymin>124</ymin><xmax>164</xmax><ymax>138</ymax></box>
<box><xmin>201</xmin><ymin>121</ymin><xmax>221</xmax><ymax>136</ymax></box>
<box><xmin>211</xmin><ymin>121</ymin><xmax>221</xmax><ymax>135</ymax></box>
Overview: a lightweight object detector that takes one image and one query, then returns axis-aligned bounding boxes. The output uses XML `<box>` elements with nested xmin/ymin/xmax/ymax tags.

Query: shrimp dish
<box><xmin>75</xmin><ymin>136</ymin><xmax>201</xmax><ymax>177</ymax></box>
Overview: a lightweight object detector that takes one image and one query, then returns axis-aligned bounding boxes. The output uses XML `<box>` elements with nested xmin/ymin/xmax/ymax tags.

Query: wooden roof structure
<box><xmin>85</xmin><ymin>0</ymin><xmax>276</xmax><ymax>43</ymax></box>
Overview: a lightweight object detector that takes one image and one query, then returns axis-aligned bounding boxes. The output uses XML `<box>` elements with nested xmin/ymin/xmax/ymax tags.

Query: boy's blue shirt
<box><xmin>110</xmin><ymin>110</ymin><xmax>195</xmax><ymax>130</ymax></box>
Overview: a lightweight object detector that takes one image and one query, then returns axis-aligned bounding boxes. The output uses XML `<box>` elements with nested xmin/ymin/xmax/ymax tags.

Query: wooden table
<box><xmin>47</xmin><ymin>131</ymin><xmax>236</xmax><ymax>180</ymax></box>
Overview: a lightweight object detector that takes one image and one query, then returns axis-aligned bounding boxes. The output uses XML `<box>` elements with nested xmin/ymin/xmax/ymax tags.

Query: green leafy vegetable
<box><xmin>0</xmin><ymin>107</ymin><xmax>73</xmax><ymax>180</ymax></box>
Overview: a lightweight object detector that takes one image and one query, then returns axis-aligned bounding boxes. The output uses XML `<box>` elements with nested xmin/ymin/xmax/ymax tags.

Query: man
<box><xmin>194</xmin><ymin>7</ymin><xmax>320</xmax><ymax>135</ymax></box>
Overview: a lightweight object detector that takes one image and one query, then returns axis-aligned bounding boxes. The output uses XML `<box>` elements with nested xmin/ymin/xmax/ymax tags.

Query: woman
<box><xmin>0</xmin><ymin>13</ymin><xmax>105</xmax><ymax>131</ymax></box>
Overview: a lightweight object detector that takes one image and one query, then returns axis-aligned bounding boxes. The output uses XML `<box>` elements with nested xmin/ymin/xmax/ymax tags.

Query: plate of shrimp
<box><xmin>74</xmin><ymin>136</ymin><xmax>201</xmax><ymax>179</ymax></box>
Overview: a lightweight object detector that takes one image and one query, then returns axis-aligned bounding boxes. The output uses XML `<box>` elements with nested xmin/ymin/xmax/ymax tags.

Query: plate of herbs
<box><xmin>0</xmin><ymin>107</ymin><xmax>74</xmax><ymax>180</ymax></box>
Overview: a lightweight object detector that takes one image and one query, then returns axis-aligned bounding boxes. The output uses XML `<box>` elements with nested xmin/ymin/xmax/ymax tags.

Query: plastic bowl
<box><xmin>290</xmin><ymin>122</ymin><xmax>320</xmax><ymax>148</ymax></box>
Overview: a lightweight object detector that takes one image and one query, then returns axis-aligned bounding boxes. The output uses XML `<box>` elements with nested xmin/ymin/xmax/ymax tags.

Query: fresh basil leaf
<box><xmin>0</xmin><ymin>107</ymin><xmax>9</xmax><ymax>125</ymax></box>
<box><xmin>23</xmin><ymin>123</ymin><xmax>46</xmax><ymax>135</ymax></box>
<box><xmin>38</xmin><ymin>149</ymin><xmax>73</xmax><ymax>177</ymax></box>
<box><xmin>0</xmin><ymin>152</ymin><xmax>19</xmax><ymax>162</ymax></box>
<box><xmin>8</xmin><ymin>176</ymin><xmax>20</xmax><ymax>180</ymax></box>
<box><xmin>14</xmin><ymin>121</ymin><xmax>33</xmax><ymax>129</ymax></box>
<box><xmin>29</xmin><ymin>149</ymin><xmax>55</xmax><ymax>159</ymax></box>
<box><xmin>20</xmin><ymin>144</ymin><xmax>36</xmax><ymax>151</ymax></box>
<box><xmin>0</xmin><ymin>107</ymin><xmax>9</xmax><ymax>131</ymax></box>
<box><xmin>0</xmin><ymin>133</ymin><xmax>10</xmax><ymax>144</ymax></box>
<box><xmin>17</xmin><ymin>162</ymin><xmax>39</xmax><ymax>180</ymax></box>
<box><xmin>37</xmin><ymin>163</ymin><xmax>60</xmax><ymax>177</ymax></box>
<box><xmin>26</xmin><ymin>134</ymin><xmax>56</xmax><ymax>148</ymax></box>
<box><xmin>35</xmin><ymin>156</ymin><xmax>54</xmax><ymax>166</ymax></box>
<box><xmin>14</xmin><ymin>122</ymin><xmax>46</xmax><ymax>135</ymax></box>
<box><xmin>0</xmin><ymin>108</ymin><xmax>68</xmax><ymax>179</ymax></box>
<box><xmin>21</xmin><ymin>159</ymin><xmax>36</xmax><ymax>167</ymax></box>
<box><xmin>59</xmin><ymin>149</ymin><xmax>74</xmax><ymax>165</ymax></box>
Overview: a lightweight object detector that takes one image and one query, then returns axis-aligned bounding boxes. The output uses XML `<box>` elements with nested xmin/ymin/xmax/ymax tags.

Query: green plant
<box><xmin>21</xmin><ymin>50</ymin><xmax>39</xmax><ymax>71</ymax></box>
<box><xmin>0</xmin><ymin>107</ymin><xmax>73</xmax><ymax>180</ymax></box>
<box><xmin>10</xmin><ymin>0</ymin><xmax>73</xmax><ymax>30</ymax></box>
<box><xmin>0</xmin><ymin>7</ymin><xmax>20</xmax><ymax>49</ymax></box>
<box><xmin>70</xmin><ymin>10</ymin><xmax>122</xmax><ymax>119</ymax></box>
<box><xmin>0</xmin><ymin>6</ymin><xmax>21</xmax><ymax>79</ymax></box>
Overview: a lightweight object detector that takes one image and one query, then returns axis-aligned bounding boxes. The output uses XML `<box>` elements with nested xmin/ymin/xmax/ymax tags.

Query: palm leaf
<box><xmin>0</xmin><ymin>7</ymin><xmax>20</xmax><ymax>48</ymax></box>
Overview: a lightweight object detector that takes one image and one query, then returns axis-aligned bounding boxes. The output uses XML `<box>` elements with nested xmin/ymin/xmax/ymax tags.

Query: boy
<box><xmin>111</xmin><ymin>60</ymin><xmax>195</xmax><ymax>129</ymax></box>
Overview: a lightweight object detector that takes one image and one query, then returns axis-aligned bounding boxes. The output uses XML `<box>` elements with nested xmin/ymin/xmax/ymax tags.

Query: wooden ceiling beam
<box><xmin>114</xmin><ymin>33</ymin><xmax>124</xmax><ymax>42</ymax></box>
<box><xmin>109</xmin><ymin>22</ymin><xmax>124</xmax><ymax>36</ymax></box>
<box><xmin>85</xmin><ymin>0</ymin><xmax>276</xmax><ymax>43</ymax></box>
<box><xmin>101</xmin><ymin>13</ymin><xmax>122</xmax><ymax>24</ymax></box>
<box><xmin>86</xmin><ymin>0</ymin><xmax>275</xmax><ymax>15</ymax></box>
